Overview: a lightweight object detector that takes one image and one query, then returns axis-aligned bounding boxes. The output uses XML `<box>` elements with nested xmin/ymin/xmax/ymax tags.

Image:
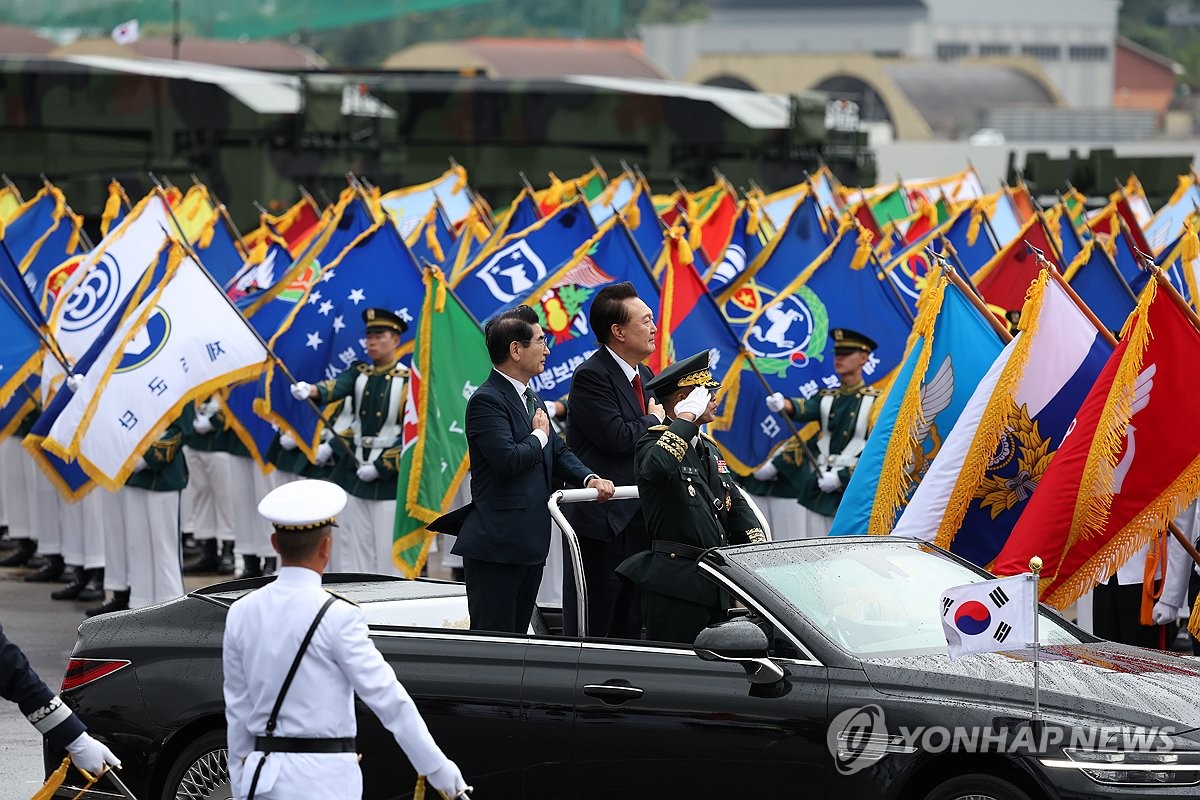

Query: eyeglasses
<box><xmin>522</xmin><ymin>334</ymin><xmax>551</xmax><ymax>351</ymax></box>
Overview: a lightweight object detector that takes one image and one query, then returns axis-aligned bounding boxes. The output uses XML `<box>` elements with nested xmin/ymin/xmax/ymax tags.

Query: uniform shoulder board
<box><xmin>354</xmin><ymin>362</ymin><xmax>372</xmax><ymax>375</ymax></box>
<box><xmin>325</xmin><ymin>589</ymin><xmax>359</xmax><ymax>606</ymax></box>
<box><xmin>819</xmin><ymin>388</ymin><xmax>838</xmax><ymax>396</ymax></box>
<box><xmin>391</xmin><ymin>363</ymin><xmax>410</xmax><ymax>378</ymax></box>
<box><xmin>647</xmin><ymin>424</ymin><xmax>669</xmax><ymax>432</ymax></box>
<box><xmin>699</xmin><ymin>431</ymin><xmax>721</xmax><ymax>446</ymax></box>
<box><xmin>860</xmin><ymin>387</ymin><xmax>881</xmax><ymax>396</ymax></box>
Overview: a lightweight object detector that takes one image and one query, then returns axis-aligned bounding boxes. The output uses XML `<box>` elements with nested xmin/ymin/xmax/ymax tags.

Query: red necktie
<box><xmin>631</xmin><ymin>373</ymin><xmax>646</xmax><ymax>414</ymax></box>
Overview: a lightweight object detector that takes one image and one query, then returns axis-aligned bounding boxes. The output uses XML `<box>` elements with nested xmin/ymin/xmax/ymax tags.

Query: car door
<box><xmin>572</xmin><ymin>635</ymin><xmax>829</xmax><ymax>798</ymax></box>
<box><xmin>521</xmin><ymin>636</ymin><xmax>583</xmax><ymax>799</ymax></box>
<box><xmin>363</xmin><ymin>628</ymin><xmax>527</xmax><ymax>798</ymax></box>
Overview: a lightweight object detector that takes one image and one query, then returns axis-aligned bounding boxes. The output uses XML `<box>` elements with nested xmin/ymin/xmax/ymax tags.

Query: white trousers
<box><xmin>106</xmin><ymin>488</ymin><xmax>183</xmax><ymax>609</ymax></box>
<box><xmin>60</xmin><ymin>490</ymin><xmax>108</xmax><ymax>569</ymax></box>
<box><xmin>751</xmin><ymin>495</ymin><xmax>813</xmax><ymax>542</ymax></box>
<box><xmin>248</xmin><ymin>465</ymin><xmax>285</xmax><ymax>557</ymax></box>
<box><xmin>4</xmin><ymin>440</ymin><xmax>43</xmax><ymax>540</ymax></box>
<box><xmin>226</xmin><ymin>456</ymin><xmax>266</xmax><ymax>556</ymax></box>
<box><xmin>334</xmin><ymin>497</ymin><xmax>397</xmax><ymax>575</ymax></box>
<box><xmin>185</xmin><ymin>448</ymin><xmax>234</xmax><ymax>543</ymax></box>
<box><xmin>35</xmin><ymin>467</ymin><xmax>63</xmax><ymax>555</ymax></box>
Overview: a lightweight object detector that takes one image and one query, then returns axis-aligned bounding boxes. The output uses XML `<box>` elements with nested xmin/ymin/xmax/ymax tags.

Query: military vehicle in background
<box><xmin>1012</xmin><ymin>147</ymin><xmax>1193</xmax><ymax>208</ymax></box>
<box><xmin>0</xmin><ymin>56</ymin><xmax>873</xmax><ymax>228</ymax></box>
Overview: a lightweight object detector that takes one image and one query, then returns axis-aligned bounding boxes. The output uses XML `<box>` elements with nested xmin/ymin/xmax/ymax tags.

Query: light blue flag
<box><xmin>830</xmin><ymin>276</ymin><xmax>1006</xmax><ymax>536</ymax></box>
<box><xmin>1146</xmin><ymin>177</ymin><xmax>1200</xmax><ymax>256</ymax></box>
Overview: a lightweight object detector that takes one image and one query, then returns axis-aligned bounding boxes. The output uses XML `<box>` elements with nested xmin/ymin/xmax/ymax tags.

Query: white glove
<box><xmin>356</xmin><ymin>464</ymin><xmax>379</xmax><ymax>483</ymax></box>
<box><xmin>1152</xmin><ymin>601</ymin><xmax>1178</xmax><ymax>626</ymax></box>
<box><xmin>675</xmin><ymin>386</ymin><xmax>710</xmax><ymax>419</ymax></box>
<box><xmin>279</xmin><ymin>432</ymin><xmax>298</xmax><ymax>451</ymax></box>
<box><xmin>66</xmin><ymin>373</ymin><xmax>84</xmax><ymax>392</ymax></box>
<box><xmin>752</xmin><ymin>462</ymin><xmax>779</xmax><ymax>481</ymax></box>
<box><xmin>766</xmin><ymin>392</ymin><xmax>786</xmax><ymax>413</ymax></box>
<box><xmin>192</xmin><ymin>414</ymin><xmax>215</xmax><ymax>435</ymax></box>
<box><xmin>314</xmin><ymin>442</ymin><xmax>333</xmax><ymax>466</ymax></box>
<box><xmin>427</xmin><ymin>760</ymin><xmax>469</xmax><ymax>799</ymax></box>
<box><xmin>132</xmin><ymin>457</ymin><xmax>148</xmax><ymax>474</ymax></box>
<box><xmin>817</xmin><ymin>469</ymin><xmax>842</xmax><ymax>493</ymax></box>
<box><xmin>544</xmin><ymin>400</ymin><xmax>559</xmax><ymax>417</ymax></box>
<box><xmin>66</xmin><ymin>731</ymin><xmax>121</xmax><ymax>775</ymax></box>
<box><xmin>290</xmin><ymin>381</ymin><xmax>313</xmax><ymax>401</ymax></box>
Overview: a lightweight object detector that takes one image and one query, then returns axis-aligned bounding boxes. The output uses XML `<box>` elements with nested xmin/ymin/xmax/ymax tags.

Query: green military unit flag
<box><xmin>393</xmin><ymin>266</ymin><xmax>491</xmax><ymax>577</ymax></box>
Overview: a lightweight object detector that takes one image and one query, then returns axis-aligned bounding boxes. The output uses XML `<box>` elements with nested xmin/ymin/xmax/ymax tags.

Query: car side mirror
<box><xmin>694</xmin><ymin>619</ymin><xmax>785</xmax><ymax>685</ymax></box>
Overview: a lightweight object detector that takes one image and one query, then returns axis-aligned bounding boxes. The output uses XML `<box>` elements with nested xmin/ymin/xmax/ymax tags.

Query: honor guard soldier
<box><xmin>617</xmin><ymin>351</ymin><xmax>766</xmax><ymax>645</ymax></box>
<box><xmin>763</xmin><ymin>327</ymin><xmax>880</xmax><ymax>538</ymax></box>
<box><xmin>1</xmin><ymin>623</ymin><xmax>121</xmax><ymax>776</ymax></box>
<box><xmin>223</xmin><ymin>480</ymin><xmax>468</xmax><ymax>800</ymax></box>
<box><xmin>290</xmin><ymin>308</ymin><xmax>409</xmax><ymax>575</ymax></box>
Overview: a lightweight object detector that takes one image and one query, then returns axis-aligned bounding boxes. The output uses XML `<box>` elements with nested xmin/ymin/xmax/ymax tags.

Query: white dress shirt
<box><xmin>605</xmin><ymin>346</ymin><xmax>663</xmax><ymax>422</ymax></box>
<box><xmin>223</xmin><ymin>567</ymin><xmax>449</xmax><ymax>799</ymax></box>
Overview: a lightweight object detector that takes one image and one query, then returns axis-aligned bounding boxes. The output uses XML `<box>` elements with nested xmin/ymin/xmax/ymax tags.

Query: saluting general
<box><xmin>618</xmin><ymin>351</ymin><xmax>766</xmax><ymax>644</ymax></box>
<box><xmin>223</xmin><ymin>480</ymin><xmax>467</xmax><ymax>800</ymax></box>
<box><xmin>763</xmin><ymin>327</ymin><xmax>880</xmax><ymax>539</ymax></box>
<box><xmin>291</xmin><ymin>308</ymin><xmax>408</xmax><ymax>575</ymax></box>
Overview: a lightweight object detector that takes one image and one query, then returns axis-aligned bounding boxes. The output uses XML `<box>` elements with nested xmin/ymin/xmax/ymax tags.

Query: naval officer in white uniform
<box><xmin>222</xmin><ymin>479</ymin><xmax>468</xmax><ymax>800</ymax></box>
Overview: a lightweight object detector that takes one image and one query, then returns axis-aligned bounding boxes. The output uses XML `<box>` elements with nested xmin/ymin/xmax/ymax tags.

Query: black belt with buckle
<box><xmin>651</xmin><ymin>540</ymin><xmax>706</xmax><ymax>560</ymax></box>
<box><xmin>255</xmin><ymin>736</ymin><xmax>357</xmax><ymax>753</ymax></box>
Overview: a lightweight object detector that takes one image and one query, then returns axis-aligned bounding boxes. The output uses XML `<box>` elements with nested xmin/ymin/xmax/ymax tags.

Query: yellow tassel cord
<box><xmin>1060</xmin><ymin>241</ymin><xmax>1095</xmax><ymax>283</ymax></box>
<box><xmin>197</xmin><ymin>207</ymin><xmax>219</xmax><ymax>249</ymax></box>
<box><xmin>1138</xmin><ymin>532</ymin><xmax>1167</xmax><ymax>626</ymax></box>
<box><xmin>425</xmin><ymin>218</ymin><xmax>445</xmax><ymax>263</ymax></box>
<box><xmin>622</xmin><ymin>187</ymin><xmax>641</xmax><ymax>231</ymax></box>
<box><xmin>413</xmin><ymin>775</ymin><xmax>427</xmax><ymax>800</ymax></box>
<box><xmin>932</xmin><ymin>270</ymin><xmax>1048</xmax><ymax>550</ymax></box>
<box><xmin>542</xmin><ymin>173</ymin><xmax>565</xmax><ymax>207</ymax></box>
<box><xmin>1182</xmin><ymin>221</ymin><xmax>1200</xmax><ymax>315</ymax></box>
<box><xmin>687</xmin><ymin>219</ymin><xmax>703</xmax><ymax>251</ymax></box>
<box><xmin>451</xmin><ymin>163</ymin><xmax>468</xmax><ymax>193</ymax></box>
<box><xmin>100</xmin><ymin>181</ymin><xmax>122</xmax><ymax>237</ymax></box>
<box><xmin>745</xmin><ymin>196</ymin><xmax>762</xmax><ymax>236</ymax></box>
<box><xmin>867</xmin><ymin>275</ymin><xmax>947</xmax><ymax>537</ymax></box>
<box><xmin>1060</xmin><ymin>280</ymin><xmax>1157</xmax><ymax>575</ymax></box>
<box><xmin>849</xmin><ymin>224</ymin><xmax>874</xmax><ymax>271</ymax></box>
<box><xmin>1047</xmin><ymin>449</ymin><xmax>1200</xmax><ymax>611</ymax></box>
<box><xmin>1190</xmin><ymin>591</ymin><xmax>1200</xmax><ymax>639</ymax></box>
<box><xmin>967</xmin><ymin>200</ymin><xmax>987</xmax><ymax>247</ymax></box>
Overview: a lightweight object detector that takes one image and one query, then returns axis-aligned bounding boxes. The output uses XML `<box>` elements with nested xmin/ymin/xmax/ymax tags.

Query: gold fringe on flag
<box><xmin>967</xmin><ymin>201</ymin><xmax>984</xmax><ymax>247</ymax></box>
<box><xmin>1063</xmin><ymin>280</ymin><xmax>1157</xmax><ymax>562</ymax></box>
<box><xmin>933</xmin><ymin>270</ymin><xmax>1048</xmax><ymax>550</ymax></box>
<box><xmin>1190</xmin><ymin>591</ymin><xmax>1200</xmax><ymax>639</ymax></box>
<box><xmin>1061</xmin><ymin>241</ymin><xmax>1094</xmax><ymax>282</ymax></box>
<box><xmin>746</xmin><ymin>196</ymin><xmax>762</xmax><ymax>236</ymax></box>
<box><xmin>867</xmin><ymin>274</ymin><xmax>947</xmax><ymax>537</ymax></box>
<box><xmin>451</xmin><ymin>163</ymin><xmax>468</xmax><ymax>193</ymax></box>
<box><xmin>1182</xmin><ymin>221</ymin><xmax>1200</xmax><ymax>314</ymax></box>
<box><xmin>197</xmin><ymin>209</ymin><xmax>218</xmax><ymax>249</ymax></box>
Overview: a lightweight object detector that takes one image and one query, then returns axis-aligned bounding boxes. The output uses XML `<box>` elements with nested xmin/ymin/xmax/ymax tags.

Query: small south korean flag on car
<box><xmin>940</xmin><ymin>575</ymin><xmax>1034</xmax><ymax>659</ymax></box>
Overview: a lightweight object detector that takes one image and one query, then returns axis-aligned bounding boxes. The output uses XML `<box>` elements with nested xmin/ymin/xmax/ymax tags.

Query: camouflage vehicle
<box><xmin>0</xmin><ymin>56</ymin><xmax>872</xmax><ymax>226</ymax></box>
<box><xmin>1014</xmin><ymin>147</ymin><xmax>1192</xmax><ymax>208</ymax></box>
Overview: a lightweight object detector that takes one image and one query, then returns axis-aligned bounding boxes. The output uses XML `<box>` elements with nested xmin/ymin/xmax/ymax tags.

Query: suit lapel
<box><xmin>599</xmin><ymin>348</ymin><xmax>641</xmax><ymax>416</ymax></box>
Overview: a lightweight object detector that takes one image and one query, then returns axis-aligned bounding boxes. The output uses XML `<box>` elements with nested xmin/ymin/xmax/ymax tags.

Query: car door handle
<box><xmin>583</xmin><ymin>683</ymin><xmax>644</xmax><ymax>703</ymax></box>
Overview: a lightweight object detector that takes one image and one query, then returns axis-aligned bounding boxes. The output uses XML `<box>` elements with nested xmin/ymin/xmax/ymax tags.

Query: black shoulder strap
<box><xmin>264</xmin><ymin>595</ymin><xmax>337</xmax><ymax>736</ymax></box>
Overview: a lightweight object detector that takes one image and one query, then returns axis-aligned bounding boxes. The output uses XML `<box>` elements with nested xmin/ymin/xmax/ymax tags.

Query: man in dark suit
<box><xmin>563</xmin><ymin>282</ymin><xmax>662</xmax><ymax>638</ymax></box>
<box><xmin>449</xmin><ymin>305</ymin><xmax>615</xmax><ymax>633</ymax></box>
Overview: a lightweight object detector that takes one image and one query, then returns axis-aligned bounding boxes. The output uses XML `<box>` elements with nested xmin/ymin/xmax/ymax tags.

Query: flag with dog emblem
<box><xmin>940</xmin><ymin>574</ymin><xmax>1035</xmax><ymax>658</ymax></box>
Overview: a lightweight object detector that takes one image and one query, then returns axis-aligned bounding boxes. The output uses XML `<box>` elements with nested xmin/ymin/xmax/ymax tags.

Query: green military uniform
<box><xmin>785</xmin><ymin>381</ymin><xmax>878</xmax><ymax>517</ymax></box>
<box><xmin>127</xmin><ymin>422</ymin><xmax>187</xmax><ymax>491</ymax></box>
<box><xmin>314</xmin><ymin>356</ymin><xmax>406</xmax><ymax>500</ymax></box>
<box><xmin>617</xmin><ymin>353</ymin><xmax>766</xmax><ymax>644</ymax></box>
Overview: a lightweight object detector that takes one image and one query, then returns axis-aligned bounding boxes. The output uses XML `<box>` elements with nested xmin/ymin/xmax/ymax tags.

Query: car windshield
<box><xmin>732</xmin><ymin>540</ymin><xmax>1086</xmax><ymax>657</ymax></box>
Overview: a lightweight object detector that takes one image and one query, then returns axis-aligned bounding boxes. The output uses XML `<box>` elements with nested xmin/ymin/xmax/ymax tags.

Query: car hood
<box><xmin>860</xmin><ymin>642</ymin><xmax>1200</xmax><ymax>729</ymax></box>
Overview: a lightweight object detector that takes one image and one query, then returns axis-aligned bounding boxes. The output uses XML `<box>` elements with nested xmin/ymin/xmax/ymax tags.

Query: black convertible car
<box><xmin>49</xmin><ymin>537</ymin><xmax>1200</xmax><ymax>800</ymax></box>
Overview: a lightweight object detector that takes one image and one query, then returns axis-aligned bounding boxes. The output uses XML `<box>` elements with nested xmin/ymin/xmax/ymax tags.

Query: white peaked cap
<box><xmin>257</xmin><ymin>479</ymin><xmax>348</xmax><ymax>531</ymax></box>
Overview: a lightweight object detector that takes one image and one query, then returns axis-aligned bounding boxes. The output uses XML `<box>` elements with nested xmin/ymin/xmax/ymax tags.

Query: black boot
<box><xmin>0</xmin><ymin>539</ymin><xmax>37</xmax><ymax>568</ymax></box>
<box><xmin>25</xmin><ymin>553</ymin><xmax>64</xmax><ymax>582</ymax></box>
<box><xmin>183</xmin><ymin>539</ymin><xmax>219</xmax><ymax>574</ymax></box>
<box><xmin>51</xmin><ymin>567</ymin><xmax>88</xmax><ymax>600</ymax></box>
<box><xmin>217</xmin><ymin>541</ymin><xmax>236</xmax><ymax>576</ymax></box>
<box><xmin>262</xmin><ymin>557</ymin><xmax>277</xmax><ymax>576</ymax></box>
<box><xmin>58</xmin><ymin>564</ymin><xmax>80</xmax><ymax>585</ymax></box>
<box><xmin>77</xmin><ymin>569</ymin><xmax>105</xmax><ymax>602</ymax></box>
<box><xmin>86</xmin><ymin>588</ymin><xmax>130</xmax><ymax>617</ymax></box>
<box><xmin>240</xmin><ymin>554</ymin><xmax>262</xmax><ymax>579</ymax></box>
<box><xmin>181</xmin><ymin>531</ymin><xmax>201</xmax><ymax>559</ymax></box>
<box><xmin>0</xmin><ymin>524</ymin><xmax>14</xmax><ymax>550</ymax></box>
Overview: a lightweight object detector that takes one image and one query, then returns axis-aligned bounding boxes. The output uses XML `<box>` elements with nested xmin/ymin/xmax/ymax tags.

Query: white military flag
<box><xmin>43</xmin><ymin>242</ymin><xmax>267</xmax><ymax>488</ymax></box>
<box><xmin>940</xmin><ymin>574</ymin><xmax>1035</xmax><ymax>659</ymax></box>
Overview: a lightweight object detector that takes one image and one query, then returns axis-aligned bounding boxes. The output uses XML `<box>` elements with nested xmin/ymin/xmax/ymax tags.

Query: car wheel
<box><xmin>924</xmin><ymin>773</ymin><xmax>1036</xmax><ymax>800</ymax></box>
<box><xmin>160</xmin><ymin>729</ymin><xmax>232</xmax><ymax>800</ymax></box>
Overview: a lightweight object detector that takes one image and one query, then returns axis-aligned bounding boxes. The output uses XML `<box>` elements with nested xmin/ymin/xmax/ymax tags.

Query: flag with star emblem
<box><xmin>262</xmin><ymin>217</ymin><xmax>425</xmax><ymax>460</ymax></box>
<box><xmin>394</xmin><ymin>266</ymin><xmax>491</xmax><ymax>577</ymax></box>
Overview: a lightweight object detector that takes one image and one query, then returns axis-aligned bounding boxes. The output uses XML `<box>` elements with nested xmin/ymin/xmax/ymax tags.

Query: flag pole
<box><xmin>1029</xmin><ymin>555</ymin><xmax>1042</xmax><ymax>725</ymax></box>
